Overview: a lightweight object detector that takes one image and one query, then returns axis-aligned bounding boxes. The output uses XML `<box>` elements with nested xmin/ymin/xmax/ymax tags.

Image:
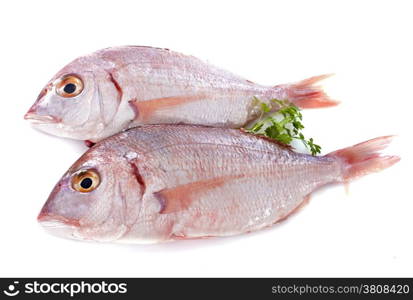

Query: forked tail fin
<box><xmin>278</xmin><ymin>74</ymin><xmax>338</xmax><ymax>108</ymax></box>
<box><xmin>327</xmin><ymin>136</ymin><xmax>400</xmax><ymax>181</ymax></box>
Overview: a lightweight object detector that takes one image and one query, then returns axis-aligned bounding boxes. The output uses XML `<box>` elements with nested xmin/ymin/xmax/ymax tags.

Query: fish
<box><xmin>24</xmin><ymin>46</ymin><xmax>337</xmax><ymax>143</ymax></box>
<box><xmin>37</xmin><ymin>125</ymin><xmax>399</xmax><ymax>243</ymax></box>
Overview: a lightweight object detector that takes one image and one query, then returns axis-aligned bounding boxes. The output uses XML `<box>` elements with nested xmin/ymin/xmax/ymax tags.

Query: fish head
<box><xmin>25</xmin><ymin>55</ymin><xmax>123</xmax><ymax>141</ymax></box>
<box><xmin>38</xmin><ymin>146</ymin><xmax>144</xmax><ymax>242</ymax></box>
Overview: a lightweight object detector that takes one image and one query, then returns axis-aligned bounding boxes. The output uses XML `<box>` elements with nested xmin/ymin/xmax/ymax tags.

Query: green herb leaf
<box><xmin>246</xmin><ymin>97</ymin><xmax>322</xmax><ymax>155</ymax></box>
<box><xmin>260</xmin><ymin>102</ymin><xmax>271</xmax><ymax>113</ymax></box>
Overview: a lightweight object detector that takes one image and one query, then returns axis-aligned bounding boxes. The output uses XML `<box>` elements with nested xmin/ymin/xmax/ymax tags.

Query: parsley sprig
<box><xmin>245</xmin><ymin>97</ymin><xmax>322</xmax><ymax>155</ymax></box>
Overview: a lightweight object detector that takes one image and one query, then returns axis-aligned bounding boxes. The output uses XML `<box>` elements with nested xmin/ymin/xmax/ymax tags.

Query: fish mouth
<box><xmin>37</xmin><ymin>212</ymin><xmax>80</xmax><ymax>227</ymax></box>
<box><xmin>24</xmin><ymin>112</ymin><xmax>61</xmax><ymax>124</ymax></box>
<box><xmin>38</xmin><ymin>212</ymin><xmax>81</xmax><ymax>239</ymax></box>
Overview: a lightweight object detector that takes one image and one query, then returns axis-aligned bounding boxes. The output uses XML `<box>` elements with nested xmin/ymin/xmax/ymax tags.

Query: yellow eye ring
<box><xmin>71</xmin><ymin>169</ymin><xmax>100</xmax><ymax>193</ymax></box>
<box><xmin>56</xmin><ymin>74</ymin><xmax>84</xmax><ymax>98</ymax></box>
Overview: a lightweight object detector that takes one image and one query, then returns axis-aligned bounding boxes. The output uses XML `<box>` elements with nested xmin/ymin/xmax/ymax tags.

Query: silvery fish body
<box><xmin>38</xmin><ymin>125</ymin><xmax>398</xmax><ymax>243</ymax></box>
<box><xmin>25</xmin><ymin>46</ymin><xmax>335</xmax><ymax>142</ymax></box>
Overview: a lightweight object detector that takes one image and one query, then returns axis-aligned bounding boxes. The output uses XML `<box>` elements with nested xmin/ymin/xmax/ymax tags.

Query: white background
<box><xmin>0</xmin><ymin>0</ymin><xmax>412</xmax><ymax>277</ymax></box>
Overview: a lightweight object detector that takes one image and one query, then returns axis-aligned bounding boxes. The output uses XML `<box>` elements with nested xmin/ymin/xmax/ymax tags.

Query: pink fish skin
<box><xmin>37</xmin><ymin>125</ymin><xmax>398</xmax><ymax>244</ymax></box>
<box><xmin>24</xmin><ymin>46</ymin><xmax>336</xmax><ymax>142</ymax></box>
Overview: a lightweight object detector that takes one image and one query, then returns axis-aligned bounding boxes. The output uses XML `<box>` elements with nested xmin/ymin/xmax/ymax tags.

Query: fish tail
<box><xmin>327</xmin><ymin>136</ymin><xmax>400</xmax><ymax>181</ymax></box>
<box><xmin>276</xmin><ymin>74</ymin><xmax>339</xmax><ymax>108</ymax></box>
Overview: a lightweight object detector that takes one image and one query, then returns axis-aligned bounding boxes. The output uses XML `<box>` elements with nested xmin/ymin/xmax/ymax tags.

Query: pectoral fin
<box><xmin>129</xmin><ymin>94</ymin><xmax>206</xmax><ymax>122</ymax></box>
<box><xmin>154</xmin><ymin>175</ymin><xmax>243</xmax><ymax>214</ymax></box>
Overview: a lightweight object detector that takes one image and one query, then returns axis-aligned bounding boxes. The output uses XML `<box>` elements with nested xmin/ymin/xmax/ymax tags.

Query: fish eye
<box><xmin>56</xmin><ymin>74</ymin><xmax>84</xmax><ymax>98</ymax></box>
<box><xmin>71</xmin><ymin>169</ymin><xmax>100</xmax><ymax>193</ymax></box>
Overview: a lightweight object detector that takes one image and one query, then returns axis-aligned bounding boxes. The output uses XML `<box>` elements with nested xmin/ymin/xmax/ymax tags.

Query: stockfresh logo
<box><xmin>2</xmin><ymin>280</ymin><xmax>127</xmax><ymax>297</ymax></box>
<box><xmin>3</xmin><ymin>281</ymin><xmax>20</xmax><ymax>297</ymax></box>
